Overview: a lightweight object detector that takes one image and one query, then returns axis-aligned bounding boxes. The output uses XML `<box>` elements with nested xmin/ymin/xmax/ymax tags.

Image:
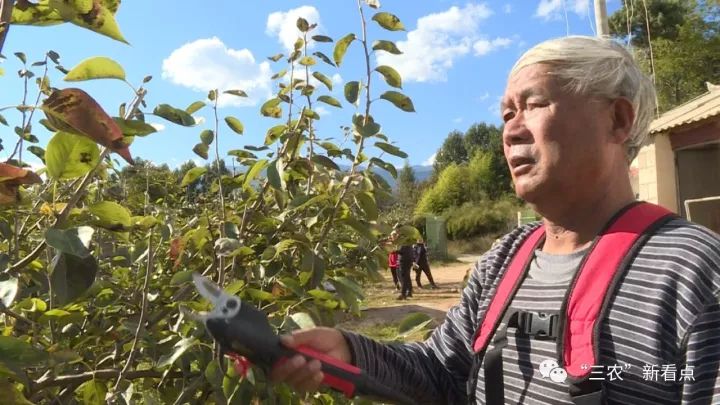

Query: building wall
<box><xmin>635</xmin><ymin>134</ymin><xmax>679</xmax><ymax>213</ymax></box>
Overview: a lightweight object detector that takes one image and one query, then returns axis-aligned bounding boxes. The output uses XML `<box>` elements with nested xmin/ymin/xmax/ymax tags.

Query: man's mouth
<box><xmin>508</xmin><ymin>156</ymin><xmax>535</xmax><ymax>175</ymax></box>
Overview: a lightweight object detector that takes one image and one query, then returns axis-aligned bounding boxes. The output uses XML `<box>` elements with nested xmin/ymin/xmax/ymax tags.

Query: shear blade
<box><xmin>192</xmin><ymin>273</ymin><xmax>224</xmax><ymax>304</ymax></box>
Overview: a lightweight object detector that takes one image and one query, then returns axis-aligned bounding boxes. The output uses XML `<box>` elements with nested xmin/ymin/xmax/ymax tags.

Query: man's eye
<box><xmin>502</xmin><ymin>111</ymin><xmax>515</xmax><ymax>122</ymax></box>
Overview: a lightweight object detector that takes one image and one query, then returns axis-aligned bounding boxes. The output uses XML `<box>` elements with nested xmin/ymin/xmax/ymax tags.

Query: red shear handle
<box><xmin>291</xmin><ymin>344</ymin><xmax>362</xmax><ymax>398</ymax></box>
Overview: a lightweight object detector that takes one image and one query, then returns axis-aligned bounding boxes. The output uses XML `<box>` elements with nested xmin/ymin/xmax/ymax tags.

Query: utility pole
<box><xmin>594</xmin><ymin>0</ymin><xmax>610</xmax><ymax>37</ymax></box>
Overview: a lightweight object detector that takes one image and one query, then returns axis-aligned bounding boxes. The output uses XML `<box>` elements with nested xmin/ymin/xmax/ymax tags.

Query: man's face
<box><xmin>500</xmin><ymin>64</ymin><xmax>615</xmax><ymax>203</ymax></box>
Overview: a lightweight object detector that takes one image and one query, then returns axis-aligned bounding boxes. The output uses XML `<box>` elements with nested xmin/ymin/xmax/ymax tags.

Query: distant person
<box><xmin>397</xmin><ymin>243</ymin><xmax>415</xmax><ymax>300</ymax></box>
<box><xmin>387</xmin><ymin>249</ymin><xmax>400</xmax><ymax>291</ymax></box>
<box><xmin>413</xmin><ymin>238</ymin><xmax>438</xmax><ymax>289</ymax></box>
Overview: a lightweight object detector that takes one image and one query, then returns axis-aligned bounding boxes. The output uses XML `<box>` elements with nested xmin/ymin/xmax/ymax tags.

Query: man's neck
<box><xmin>534</xmin><ymin>187</ymin><xmax>636</xmax><ymax>255</ymax></box>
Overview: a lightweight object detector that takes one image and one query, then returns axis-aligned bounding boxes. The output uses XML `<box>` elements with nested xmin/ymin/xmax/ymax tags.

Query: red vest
<box><xmin>469</xmin><ymin>202</ymin><xmax>675</xmax><ymax>404</ymax></box>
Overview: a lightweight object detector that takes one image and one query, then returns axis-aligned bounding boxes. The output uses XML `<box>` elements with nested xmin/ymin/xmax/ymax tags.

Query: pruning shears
<box><xmin>186</xmin><ymin>273</ymin><xmax>414</xmax><ymax>405</ymax></box>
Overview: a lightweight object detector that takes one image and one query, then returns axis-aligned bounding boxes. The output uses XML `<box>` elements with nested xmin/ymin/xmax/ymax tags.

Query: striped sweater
<box><xmin>344</xmin><ymin>218</ymin><xmax>720</xmax><ymax>404</ymax></box>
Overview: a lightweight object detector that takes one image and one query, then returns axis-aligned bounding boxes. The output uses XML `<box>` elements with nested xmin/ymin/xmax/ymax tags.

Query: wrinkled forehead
<box><xmin>501</xmin><ymin>64</ymin><xmax>558</xmax><ymax>107</ymax></box>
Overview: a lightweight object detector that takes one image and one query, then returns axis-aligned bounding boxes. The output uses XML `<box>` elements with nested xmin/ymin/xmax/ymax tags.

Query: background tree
<box><xmin>432</xmin><ymin>130</ymin><xmax>466</xmax><ymax>174</ymax></box>
<box><xmin>609</xmin><ymin>0</ymin><xmax>720</xmax><ymax>111</ymax></box>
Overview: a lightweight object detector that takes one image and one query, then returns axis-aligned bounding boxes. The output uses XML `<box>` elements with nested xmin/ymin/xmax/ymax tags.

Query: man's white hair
<box><xmin>510</xmin><ymin>36</ymin><xmax>656</xmax><ymax>162</ymax></box>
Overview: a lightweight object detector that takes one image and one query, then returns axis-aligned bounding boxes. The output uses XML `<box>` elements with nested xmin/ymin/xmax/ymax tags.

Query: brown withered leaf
<box><xmin>0</xmin><ymin>162</ymin><xmax>43</xmax><ymax>205</ymax></box>
<box><xmin>41</xmin><ymin>88</ymin><xmax>134</xmax><ymax>164</ymax></box>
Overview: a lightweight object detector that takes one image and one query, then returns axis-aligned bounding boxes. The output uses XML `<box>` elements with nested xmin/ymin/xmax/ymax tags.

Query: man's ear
<box><xmin>611</xmin><ymin>97</ymin><xmax>635</xmax><ymax>145</ymax></box>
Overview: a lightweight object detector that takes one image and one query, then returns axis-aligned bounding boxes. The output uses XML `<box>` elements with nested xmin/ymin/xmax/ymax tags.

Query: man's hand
<box><xmin>269</xmin><ymin>327</ymin><xmax>352</xmax><ymax>394</ymax></box>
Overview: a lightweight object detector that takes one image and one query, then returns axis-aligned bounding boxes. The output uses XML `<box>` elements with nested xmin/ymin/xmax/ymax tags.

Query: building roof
<box><xmin>649</xmin><ymin>87</ymin><xmax>720</xmax><ymax>134</ymax></box>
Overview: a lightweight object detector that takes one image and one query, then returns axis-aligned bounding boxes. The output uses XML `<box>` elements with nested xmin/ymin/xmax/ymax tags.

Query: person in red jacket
<box><xmin>388</xmin><ymin>250</ymin><xmax>400</xmax><ymax>291</ymax></box>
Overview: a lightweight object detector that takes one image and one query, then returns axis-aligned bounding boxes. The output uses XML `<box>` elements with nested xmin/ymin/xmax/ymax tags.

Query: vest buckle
<box><xmin>517</xmin><ymin>311</ymin><xmax>560</xmax><ymax>339</ymax></box>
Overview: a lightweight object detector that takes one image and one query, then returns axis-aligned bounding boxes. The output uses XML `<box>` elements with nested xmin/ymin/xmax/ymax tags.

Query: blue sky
<box><xmin>0</xmin><ymin>0</ymin><xmax>621</xmax><ymax>170</ymax></box>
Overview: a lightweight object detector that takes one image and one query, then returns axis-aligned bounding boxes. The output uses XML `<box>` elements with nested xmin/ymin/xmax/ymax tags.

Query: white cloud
<box><xmin>149</xmin><ymin>123</ymin><xmax>166</xmax><ymax>132</ymax></box>
<box><xmin>535</xmin><ymin>0</ymin><xmax>590</xmax><ymax>20</ymax></box>
<box><xmin>422</xmin><ymin>152</ymin><xmax>437</xmax><ymax>166</ymax></box>
<box><xmin>473</xmin><ymin>37</ymin><xmax>513</xmax><ymax>56</ymax></box>
<box><xmin>315</xmin><ymin>106</ymin><xmax>330</xmax><ymax>116</ymax></box>
<box><xmin>193</xmin><ymin>116</ymin><xmax>206</xmax><ymax>125</ymax></box>
<box><xmin>331</xmin><ymin>73</ymin><xmax>343</xmax><ymax>85</ymax></box>
<box><xmin>453</xmin><ymin>117</ymin><xmax>463</xmax><ymax>123</ymax></box>
<box><xmin>504</xmin><ymin>4</ymin><xmax>513</xmax><ymax>13</ymax></box>
<box><xmin>478</xmin><ymin>91</ymin><xmax>490</xmax><ymax>102</ymax></box>
<box><xmin>488</xmin><ymin>95</ymin><xmax>503</xmax><ymax>117</ymax></box>
<box><xmin>266</xmin><ymin>6</ymin><xmax>321</xmax><ymax>51</ymax></box>
<box><xmin>376</xmin><ymin>4</ymin><xmax>509</xmax><ymax>83</ymax></box>
<box><xmin>162</xmin><ymin>37</ymin><xmax>272</xmax><ymax>108</ymax></box>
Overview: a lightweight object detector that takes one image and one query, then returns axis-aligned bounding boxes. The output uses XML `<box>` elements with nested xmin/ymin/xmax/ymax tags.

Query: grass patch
<box><xmin>448</xmin><ymin>234</ymin><xmax>499</xmax><ymax>257</ymax></box>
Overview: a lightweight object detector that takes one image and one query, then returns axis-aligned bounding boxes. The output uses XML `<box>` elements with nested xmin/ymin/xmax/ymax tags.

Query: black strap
<box><xmin>484</xmin><ymin>313</ymin><xmax>512</xmax><ymax>404</ymax></box>
<box><xmin>569</xmin><ymin>378</ymin><xmax>604</xmax><ymax>405</ymax></box>
<box><xmin>571</xmin><ymin>390</ymin><xmax>603</xmax><ymax>405</ymax></box>
<box><xmin>483</xmin><ymin>310</ymin><xmax>562</xmax><ymax>404</ymax></box>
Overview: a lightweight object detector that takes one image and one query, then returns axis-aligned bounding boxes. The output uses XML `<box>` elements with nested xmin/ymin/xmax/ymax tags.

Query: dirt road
<box><xmin>338</xmin><ymin>255</ymin><xmax>480</xmax><ymax>333</ymax></box>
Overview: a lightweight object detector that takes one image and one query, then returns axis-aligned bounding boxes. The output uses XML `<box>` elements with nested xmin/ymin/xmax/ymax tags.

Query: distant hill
<box><xmin>373</xmin><ymin>165</ymin><xmax>433</xmax><ymax>189</ymax></box>
<box><xmin>226</xmin><ymin>160</ymin><xmax>433</xmax><ymax>190</ymax></box>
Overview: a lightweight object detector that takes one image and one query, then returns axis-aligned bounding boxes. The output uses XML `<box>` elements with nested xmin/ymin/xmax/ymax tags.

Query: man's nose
<box><xmin>502</xmin><ymin>113</ymin><xmax>532</xmax><ymax>146</ymax></box>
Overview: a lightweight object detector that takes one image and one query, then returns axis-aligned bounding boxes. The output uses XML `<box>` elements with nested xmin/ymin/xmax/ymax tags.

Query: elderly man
<box><xmin>269</xmin><ymin>36</ymin><xmax>720</xmax><ymax>404</ymax></box>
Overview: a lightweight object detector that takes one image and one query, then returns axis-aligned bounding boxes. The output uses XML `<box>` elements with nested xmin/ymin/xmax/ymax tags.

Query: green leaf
<box><xmin>317</xmin><ymin>95</ymin><xmax>342</xmax><ymax>108</ymax></box>
<box><xmin>45</xmin><ymin>227</ymin><xmax>94</xmax><ymax>258</ymax></box>
<box><xmin>397</xmin><ymin>312</ymin><xmax>433</xmax><ymax>334</ymax></box>
<box><xmin>27</xmin><ymin>146</ymin><xmax>46</xmax><ymax>161</ymax></box>
<box><xmin>64</xmin><ymin>56</ymin><xmax>125</xmax><ymax>81</ymax></box>
<box><xmin>352</xmin><ymin>114</ymin><xmax>381</xmax><ymax>137</ymax></box>
<box><xmin>374</xmin><ymin>141</ymin><xmax>408</xmax><ymax>158</ymax></box>
<box><xmin>297</xmin><ymin>17</ymin><xmax>310</xmax><ymax>32</ymax></box>
<box><xmin>49</xmin><ymin>252</ymin><xmax>98</xmax><ymax>306</ymax></box>
<box><xmin>260</xmin><ymin>98</ymin><xmax>283</xmax><ymax>118</ymax></box>
<box><xmin>181</xmin><ymin>167</ymin><xmax>207</xmax><ymax>187</ymax></box>
<box><xmin>193</xmin><ymin>143</ymin><xmax>209</xmax><ymax>159</ymax></box>
<box><xmin>312</xmin><ymin>35</ymin><xmax>333</xmax><ymax>43</ymax></box>
<box><xmin>200</xmin><ymin>129</ymin><xmax>214</xmax><ymax>145</ymax></box>
<box><xmin>89</xmin><ymin>201</ymin><xmax>132</xmax><ymax>231</ymax></box>
<box><xmin>372</xmin><ymin>12</ymin><xmax>405</xmax><ymax>31</ymax></box>
<box><xmin>157</xmin><ymin>338</ymin><xmax>198</xmax><ymax>368</ymax></box>
<box><xmin>185</xmin><ymin>101</ymin><xmax>206</xmax><ymax>114</ymax></box>
<box><xmin>227</xmin><ymin>150</ymin><xmax>257</xmax><ymax>160</ymax></box>
<box><xmin>0</xmin><ymin>380</ymin><xmax>33</xmax><ymax>405</ymax></box>
<box><xmin>271</xmin><ymin>69</ymin><xmax>287</xmax><ymax>80</ymax></box>
<box><xmin>78</xmin><ymin>379</ymin><xmax>106</xmax><ymax>405</ymax></box>
<box><xmin>224</xmin><ymin>117</ymin><xmax>244</xmax><ymax>135</ymax></box>
<box><xmin>268</xmin><ymin>53</ymin><xmax>284</xmax><ymax>62</ymax></box>
<box><xmin>301</xmin><ymin>252</ymin><xmax>326</xmax><ymax>288</ymax></box>
<box><xmin>341</xmin><ymin>218</ymin><xmax>377</xmax><ymax>241</ymax></box>
<box><xmin>355</xmin><ymin>192</ymin><xmax>378</xmax><ymax>220</ymax></box>
<box><xmin>170</xmin><ymin>270</ymin><xmax>193</xmax><ymax>286</ymax></box>
<box><xmin>344</xmin><ymin>81</ymin><xmax>360</xmax><ymax>105</ymax></box>
<box><xmin>313</xmin><ymin>51</ymin><xmax>335</xmax><ymax>67</ymax></box>
<box><xmin>244</xmin><ymin>159</ymin><xmax>268</xmax><ymax>190</ymax></box>
<box><xmin>245</xmin><ymin>288</ymin><xmax>274</xmax><ymax>302</ymax></box>
<box><xmin>265</xmin><ymin>125</ymin><xmax>287</xmax><ymax>145</ymax></box>
<box><xmin>333</xmin><ymin>33</ymin><xmax>356</xmax><ymax>67</ymax></box>
<box><xmin>311</xmin><ymin>155</ymin><xmax>339</xmax><ymax>170</ymax></box>
<box><xmin>14</xmin><ymin>52</ymin><xmax>26</xmax><ymax>64</ymax></box>
<box><xmin>370</xmin><ymin>157</ymin><xmax>397</xmax><ymax>178</ymax></box>
<box><xmin>113</xmin><ymin>118</ymin><xmax>157</xmax><ymax>136</ymax></box>
<box><xmin>45</xmin><ymin>132</ymin><xmax>100</xmax><ymax>180</ymax></box>
<box><xmin>372</xmin><ymin>40</ymin><xmax>402</xmax><ymax>55</ymax></box>
<box><xmin>290</xmin><ymin>312</ymin><xmax>316</xmax><ymax>329</ymax></box>
<box><xmin>0</xmin><ymin>277</ymin><xmax>18</xmax><ymax>307</ymax></box>
<box><xmin>267</xmin><ymin>159</ymin><xmax>285</xmax><ymax>191</ymax></box>
<box><xmin>0</xmin><ymin>114</ymin><xmax>7</xmax><ymax>126</ymax></box>
<box><xmin>153</xmin><ymin>104</ymin><xmax>196</xmax><ymax>126</ymax></box>
<box><xmin>375</xmin><ymin>65</ymin><xmax>402</xmax><ymax>88</ymax></box>
<box><xmin>379</xmin><ymin>91</ymin><xmax>415</xmax><ymax>112</ymax></box>
<box><xmin>299</xmin><ymin>56</ymin><xmax>316</xmax><ymax>66</ymax></box>
<box><xmin>224</xmin><ymin>89</ymin><xmax>248</xmax><ymax>97</ymax></box>
<box><xmin>312</xmin><ymin>72</ymin><xmax>333</xmax><ymax>91</ymax></box>
<box><xmin>0</xmin><ymin>336</ymin><xmax>49</xmax><ymax>369</ymax></box>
